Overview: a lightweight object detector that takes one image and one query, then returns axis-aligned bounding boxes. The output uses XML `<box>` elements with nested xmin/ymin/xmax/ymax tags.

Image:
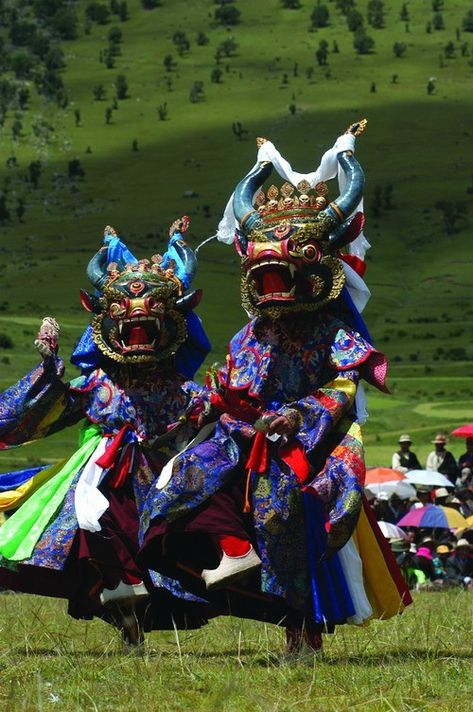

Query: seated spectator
<box><xmin>412</xmin><ymin>546</ymin><xmax>436</xmax><ymax>582</ymax></box>
<box><xmin>426</xmin><ymin>433</ymin><xmax>459</xmax><ymax>485</ymax></box>
<box><xmin>457</xmin><ymin>489</ymin><xmax>473</xmax><ymax>518</ymax></box>
<box><xmin>433</xmin><ymin>487</ymin><xmax>449</xmax><ymax>505</ymax></box>
<box><xmin>410</xmin><ymin>486</ymin><xmax>432</xmax><ymax>509</ymax></box>
<box><xmin>392</xmin><ymin>434</ymin><xmax>421</xmax><ymax>473</ymax></box>
<box><xmin>458</xmin><ymin>437</ymin><xmax>473</xmax><ymax>473</ymax></box>
<box><xmin>433</xmin><ymin>544</ymin><xmax>451</xmax><ymax>579</ymax></box>
<box><xmin>445</xmin><ymin>539</ymin><xmax>473</xmax><ymax>588</ymax></box>
<box><xmin>457</xmin><ymin>467</ymin><xmax>472</xmax><ymax>489</ymax></box>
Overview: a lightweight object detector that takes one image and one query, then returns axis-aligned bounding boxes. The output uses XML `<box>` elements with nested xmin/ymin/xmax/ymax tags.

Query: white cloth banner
<box><xmin>216</xmin><ymin>131</ymin><xmax>370</xmax><ymax>261</ymax></box>
<box><xmin>337</xmin><ymin>537</ymin><xmax>373</xmax><ymax>625</ymax></box>
<box><xmin>156</xmin><ymin>421</ymin><xmax>218</xmax><ymax>490</ymax></box>
<box><xmin>74</xmin><ymin>437</ymin><xmax>109</xmax><ymax>533</ymax></box>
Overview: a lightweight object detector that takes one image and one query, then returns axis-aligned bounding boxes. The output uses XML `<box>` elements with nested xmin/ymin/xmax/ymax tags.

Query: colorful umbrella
<box><xmin>377</xmin><ymin>521</ymin><xmax>408</xmax><ymax>540</ymax></box>
<box><xmin>397</xmin><ymin>504</ymin><xmax>467</xmax><ymax>530</ymax></box>
<box><xmin>365</xmin><ymin>467</ymin><xmax>405</xmax><ymax>484</ymax></box>
<box><xmin>405</xmin><ymin>470</ymin><xmax>454</xmax><ymax>488</ymax></box>
<box><xmin>451</xmin><ymin>424</ymin><xmax>473</xmax><ymax>438</ymax></box>
<box><xmin>365</xmin><ymin>480</ymin><xmax>416</xmax><ymax>500</ymax></box>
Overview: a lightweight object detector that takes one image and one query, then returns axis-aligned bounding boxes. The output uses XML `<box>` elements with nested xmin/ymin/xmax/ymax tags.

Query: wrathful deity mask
<box><xmin>81</xmin><ymin>221</ymin><xmax>201</xmax><ymax>365</ymax></box>
<box><xmin>232</xmin><ymin>141</ymin><xmax>365</xmax><ymax>318</ymax></box>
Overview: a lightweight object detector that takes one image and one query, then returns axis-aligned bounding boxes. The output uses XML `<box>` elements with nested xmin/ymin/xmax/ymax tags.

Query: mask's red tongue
<box><xmin>128</xmin><ymin>325</ymin><xmax>149</xmax><ymax>345</ymax></box>
<box><xmin>262</xmin><ymin>270</ymin><xmax>287</xmax><ymax>294</ymax></box>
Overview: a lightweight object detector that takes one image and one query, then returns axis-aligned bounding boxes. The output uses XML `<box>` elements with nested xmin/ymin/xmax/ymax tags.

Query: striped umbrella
<box><xmin>365</xmin><ymin>467</ymin><xmax>405</xmax><ymax>484</ymax></box>
<box><xmin>397</xmin><ymin>505</ymin><xmax>467</xmax><ymax>530</ymax></box>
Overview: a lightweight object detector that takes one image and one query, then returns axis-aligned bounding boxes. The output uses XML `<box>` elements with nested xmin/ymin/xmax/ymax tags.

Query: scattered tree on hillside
<box><xmin>0</xmin><ymin>195</ymin><xmax>10</xmax><ymax>225</ymax></box>
<box><xmin>353</xmin><ymin>29</ymin><xmax>375</xmax><ymax>54</ymax></box>
<box><xmin>444</xmin><ymin>41</ymin><xmax>455</xmax><ymax>58</ymax></box>
<box><xmin>281</xmin><ymin>0</ymin><xmax>301</xmax><ymax>8</ymax></box>
<box><xmin>163</xmin><ymin>54</ymin><xmax>175</xmax><ymax>71</ymax></box>
<box><xmin>211</xmin><ymin>67</ymin><xmax>223</xmax><ymax>83</ymax></box>
<box><xmin>311</xmin><ymin>4</ymin><xmax>330</xmax><ymax>29</ymax></box>
<box><xmin>68</xmin><ymin>159</ymin><xmax>85</xmax><ymax>180</ymax></box>
<box><xmin>141</xmin><ymin>0</ymin><xmax>160</xmax><ymax>8</ymax></box>
<box><xmin>132</xmin><ymin>139</ymin><xmax>138</xmax><ymax>151</ymax></box>
<box><xmin>115</xmin><ymin>74</ymin><xmax>128</xmax><ymax>99</ymax></box>
<box><xmin>16</xmin><ymin>198</ymin><xmax>25</xmax><ymax>222</ymax></box>
<box><xmin>17</xmin><ymin>87</ymin><xmax>30</xmax><ymax>110</ymax></box>
<box><xmin>118</xmin><ymin>2</ymin><xmax>129</xmax><ymax>21</ymax></box>
<box><xmin>105</xmin><ymin>51</ymin><xmax>115</xmax><ymax>69</ymax></box>
<box><xmin>367</xmin><ymin>0</ymin><xmax>385</xmax><ymax>29</ymax></box>
<box><xmin>432</xmin><ymin>0</ymin><xmax>444</xmax><ymax>10</ymax></box>
<box><xmin>463</xmin><ymin>10</ymin><xmax>473</xmax><ymax>32</ymax></box>
<box><xmin>29</xmin><ymin>161</ymin><xmax>42</xmax><ymax>188</ymax></box>
<box><xmin>86</xmin><ymin>3</ymin><xmax>110</xmax><ymax>25</ymax></box>
<box><xmin>105</xmin><ymin>106</ymin><xmax>113</xmax><ymax>124</ymax></box>
<box><xmin>426</xmin><ymin>78</ymin><xmax>436</xmax><ymax>94</ymax></box>
<box><xmin>12</xmin><ymin>118</ymin><xmax>23</xmax><ymax>140</ymax></box>
<box><xmin>218</xmin><ymin>38</ymin><xmax>238</xmax><ymax>56</ymax></box>
<box><xmin>74</xmin><ymin>108</ymin><xmax>81</xmax><ymax>126</ymax></box>
<box><xmin>173</xmin><ymin>31</ymin><xmax>190</xmax><ymax>55</ymax></box>
<box><xmin>51</xmin><ymin>7</ymin><xmax>79</xmax><ymax>40</ymax></box>
<box><xmin>400</xmin><ymin>3</ymin><xmax>409</xmax><ymax>22</ymax></box>
<box><xmin>157</xmin><ymin>102</ymin><xmax>168</xmax><ymax>120</ymax></box>
<box><xmin>189</xmin><ymin>81</ymin><xmax>204</xmax><ymax>103</ymax></box>
<box><xmin>426</xmin><ymin>22</ymin><xmax>432</xmax><ymax>33</ymax></box>
<box><xmin>332</xmin><ymin>40</ymin><xmax>340</xmax><ymax>53</ymax></box>
<box><xmin>370</xmin><ymin>81</ymin><xmax>376</xmax><ymax>93</ymax></box>
<box><xmin>109</xmin><ymin>26</ymin><xmax>122</xmax><ymax>44</ymax></box>
<box><xmin>215</xmin><ymin>5</ymin><xmax>241</xmax><ymax>26</ymax></box>
<box><xmin>336</xmin><ymin>0</ymin><xmax>355</xmax><ymax>14</ymax></box>
<box><xmin>433</xmin><ymin>12</ymin><xmax>444</xmax><ymax>31</ymax></box>
<box><xmin>11</xmin><ymin>52</ymin><xmax>35</xmax><ymax>79</ymax></box>
<box><xmin>346</xmin><ymin>9</ymin><xmax>364</xmax><ymax>32</ymax></box>
<box><xmin>232</xmin><ymin>122</ymin><xmax>248</xmax><ymax>140</ymax></box>
<box><xmin>315</xmin><ymin>40</ymin><xmax>329</xmax><ymax>65</ymax></box>
<box><xmin>461</xmin><ymin>42</ymin><xmax>470</xmax><ymax>56</ymax></box>
<box><xmin>196</xmin><ymin>32</ymin><xmax>209</xmax><ymax>46</ymax></box>
<box><xmin>393</xmin><ymin>42</ymin><xmax>407</xmax><ymax>58</ymax></box>
<box><xmin>93</xmin><ymin>83</ymin><xmax>106</xmax><ymax>100</ymax></box>
<box><xmin>435</xmin><ymin>200</ymin><xmax>467</xmax><ymax>235</ymax></box>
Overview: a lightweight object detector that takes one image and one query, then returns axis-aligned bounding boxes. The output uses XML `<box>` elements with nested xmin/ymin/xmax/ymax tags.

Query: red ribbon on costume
<box><xmin>95</xmin><ymin>424</ymin><xmax>135</xmax><ymax>489</ymax></box>
<box><xmin>339</xmin><ymin>253</ymin><xmax>366</xmax><ymax>277</ymax></box>
<box><xmin>280</xmin><ymin>441</ymin><xmax>311</xmax><ymax>484</ymax></box>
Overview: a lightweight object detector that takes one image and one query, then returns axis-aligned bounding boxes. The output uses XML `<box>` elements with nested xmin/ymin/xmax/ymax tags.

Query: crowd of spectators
<box><xmin>369</xmin><ymin>433</ymin><xmax>473</xmax><ymax>591</ymax></box>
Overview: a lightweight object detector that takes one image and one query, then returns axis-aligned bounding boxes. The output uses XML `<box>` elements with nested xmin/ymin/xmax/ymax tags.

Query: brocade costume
<box><xmin>139</xmin><ymin>125</ymin><xmax>412</xmax><ymax>637</ymax></box>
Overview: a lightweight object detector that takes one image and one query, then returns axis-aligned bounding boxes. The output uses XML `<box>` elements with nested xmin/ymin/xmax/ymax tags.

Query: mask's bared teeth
<box><xmin>155</xmin><ymin>319</ymin><xmax>161</xmax><ymax>331</ymax></box>
<box><xmin>151</xmin><ymin>339</ymin><xmax>156</xmax><ymax>347</ymax></box>
<box><xmin>118</xmin><ymin>321</ymin><xmax>123</xmax><ymax>334</ymax></box>
<box><xmin>289</xmin><ymin>264</ymin><xmax>296</xmax><ymax>278</ymax></box>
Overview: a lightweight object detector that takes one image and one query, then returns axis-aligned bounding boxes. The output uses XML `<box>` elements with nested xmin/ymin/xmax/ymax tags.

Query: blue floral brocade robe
<box><xmin>141</xmin><ymin>314</ymin><xmax>388</xmax><ymax>613</ymax></box>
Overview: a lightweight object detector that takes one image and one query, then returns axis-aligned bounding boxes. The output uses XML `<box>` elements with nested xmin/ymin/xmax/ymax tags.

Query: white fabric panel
<box><xmin>74</xmin><ymin>437</ymin><xmax>109</xmax><ymax>533</ymax></box>
<box><xmin>337</xmin><ymin>537</ymin><xmax>373</xmax><ymax>625</ymax></box>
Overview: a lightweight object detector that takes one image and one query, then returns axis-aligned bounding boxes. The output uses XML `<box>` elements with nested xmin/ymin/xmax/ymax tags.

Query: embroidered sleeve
<box><xmin>0</xmin><ymin>357</ymin><xmax>82</xmax><ymax>448</ymax></box>
<box><xmin>329</xmin><ymin>327</ymin><xmax>388</xmax><ymax>392</ymax></box>
<box><xmin>279</xmin><ymin>370</ymin><xmax>358</xmax><ymax>453</ymax></box>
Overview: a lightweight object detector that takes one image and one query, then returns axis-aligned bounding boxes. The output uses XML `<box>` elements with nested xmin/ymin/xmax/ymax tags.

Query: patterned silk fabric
<box><xmin>141</xmin><ymin>313</ymin><xmax>384</xmax><ymax>614</ymax></box>
<box><xmin>0</xmin><ymin>355</ymin><xmax>201</xmax><ymax>572</ymax></box>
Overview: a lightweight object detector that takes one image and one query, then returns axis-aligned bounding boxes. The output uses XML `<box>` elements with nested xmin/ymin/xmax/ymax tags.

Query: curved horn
<box><xmin>86</xmin><ymin>248</ymin><xmax>109</xmax><ymax>291</ymax></box>
<box><xmin>233</xmin><ymin>161</ymin><xmax>273</xmax><ymax>234</ymax></box>
<box><xmin>172</xmin><ymin>238</ymin><xmax>197</xmax><ymax>287</ymax></box>
<box><xmin>320</xmin><ymin>151</ymin><xmax>364</xmax><ymax>226</ymax></box>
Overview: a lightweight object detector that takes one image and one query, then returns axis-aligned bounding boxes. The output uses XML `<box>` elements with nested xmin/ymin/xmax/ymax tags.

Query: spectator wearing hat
<box><xmin>411</xmin><ymin>546</ymin><xmax>436</xmax><ymax>583</ymax></box>
<box><xmin>392</xmin><ymin>434</ymin><xmax>421</xmax><ymax>473</ymax></box>
<box><xmin>426</xmin><ymin>433</ymin><xmax>459</xmax><ymax>485</ymax></box>
<box><xmin>433</xmin><ymin>487</ymin><xmax>449</xmax><ymax>505</ymax></box>
<box><xmin>445</xmin><ymin>539</ymin><xmax>473</xmax><ymax>588</ymax></box>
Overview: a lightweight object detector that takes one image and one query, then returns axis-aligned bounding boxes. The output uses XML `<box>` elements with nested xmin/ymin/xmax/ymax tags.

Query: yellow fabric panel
<box><xmin>0</xmin><ymin>459</ymin><xmax>68</xmax><ymax>512</ymax></box>
<box><xmin>353</xmin><ymin>506</ymin><xmax>407</xmax><ymax>620</ymax></box>
<box><xmin>34</xmin><ymin>393</ymin><xmax>68</xmax><ymax>437</ymax></box>
<box><xmin>322</xmin><ymin>375</ymin><xmax>357</xmax><ymax>403</ymax></box>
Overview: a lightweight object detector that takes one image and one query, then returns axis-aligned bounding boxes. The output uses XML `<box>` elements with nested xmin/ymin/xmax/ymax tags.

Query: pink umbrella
<box><xmin>451</xmin><ymin>424</ymin><xmax>473</xmax><ymax>438</ymax></box>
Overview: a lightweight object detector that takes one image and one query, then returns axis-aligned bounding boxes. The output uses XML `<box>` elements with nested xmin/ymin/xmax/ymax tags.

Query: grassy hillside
<box><xmin>0</xmin><ymin>0</ymin><xmax>473</xmax><ymax>467</ymax></box>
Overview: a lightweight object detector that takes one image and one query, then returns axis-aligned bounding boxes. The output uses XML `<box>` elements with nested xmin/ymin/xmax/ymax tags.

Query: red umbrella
<box><xmin>451</xmin><ymin>424</ymin><xmax>473</xmax><ymax>438</ymax></box>
<box><xmin>365</xmin><ymin>467</ymin><xmax>405</xmax><ymax>485</ymax></box>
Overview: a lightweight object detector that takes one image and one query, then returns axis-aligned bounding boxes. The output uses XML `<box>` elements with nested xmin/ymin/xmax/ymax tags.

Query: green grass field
<box><xmin>0</xmin><ymin>590</ymin><xmax>472</xmax><ymax>711</ymax></box>
<box><xmin>1</xmin><ymin>0</ymin><xmax>472</xmax><ymax>469</ymax></box>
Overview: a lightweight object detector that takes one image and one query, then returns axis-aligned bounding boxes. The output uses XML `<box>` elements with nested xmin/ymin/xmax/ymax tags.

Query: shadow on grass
<box><xmin>10</xmin><ymin>646</ymin><xmax>473</xmax><ymax>665</ymax></box>
<box><xmin>324</xmin><ymin>648</ymin><xmax>473</xmax><ymax>666</ymax></box>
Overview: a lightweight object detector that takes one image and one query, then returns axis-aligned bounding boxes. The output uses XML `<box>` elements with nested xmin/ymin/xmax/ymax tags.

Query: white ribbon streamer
<box><xmin>74</xmin><ymin>437</ymin><xmax>109</xmax><ymax>533</ymax></box>
<box><xmin>337</xmin><ymin>537</ymin><xmax>373</xmax><ymax>624</ymax></box>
